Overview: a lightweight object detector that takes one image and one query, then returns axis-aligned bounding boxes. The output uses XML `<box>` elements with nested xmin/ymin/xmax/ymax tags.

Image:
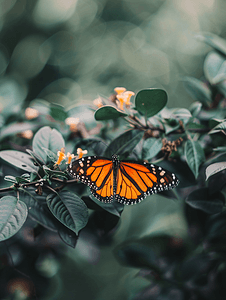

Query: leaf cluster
<box><xmin>1</xmin><ymin>32</ymin><xmax>226</xmax><ymax>300</ymax></box>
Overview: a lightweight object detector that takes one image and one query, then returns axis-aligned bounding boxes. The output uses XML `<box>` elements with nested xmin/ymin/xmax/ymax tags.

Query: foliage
<box><xmin>1</xmin><ymin>3</ymin><xmax>226</xmax><ymax>297</ymax></box>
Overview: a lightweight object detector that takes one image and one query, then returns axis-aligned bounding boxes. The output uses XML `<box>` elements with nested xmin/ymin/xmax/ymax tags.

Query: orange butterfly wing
<box><xmin>68</xmin><ymin>156</ymin><xmax>115</xmax><ymax>203</ymax></box>
<box><xmin>68</xmin><ymin>155</ymin><xmax>179</xmax><ymax>205</ymax></box>
<box><xmin>115</xmin><ymin>161</ymin><xmax>179</xmax><ymax>205</ymax></box>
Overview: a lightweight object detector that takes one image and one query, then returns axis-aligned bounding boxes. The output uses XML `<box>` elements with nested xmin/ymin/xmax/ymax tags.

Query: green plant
<box><xmin>1</xmin><ymin>33</ymin><xmax>226</xmax><ymax>300</ymax></box>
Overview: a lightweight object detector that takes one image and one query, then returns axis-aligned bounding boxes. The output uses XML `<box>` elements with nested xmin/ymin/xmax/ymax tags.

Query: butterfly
<box><xmin>68</xmin><ymin>154</ymin><xmax>179</xmax><ymax>205</ymax></box>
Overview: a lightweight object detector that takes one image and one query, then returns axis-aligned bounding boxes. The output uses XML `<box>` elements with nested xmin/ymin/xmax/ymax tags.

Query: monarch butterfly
<box><xmin>68</xmin><ymin>154</ymin><xmax>179</xmax><ymax>205</ymax></box>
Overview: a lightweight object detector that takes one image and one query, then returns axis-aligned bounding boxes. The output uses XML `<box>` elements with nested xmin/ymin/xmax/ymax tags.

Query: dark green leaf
<box><xmin>142</xmin><ymin>138</ymin><xmax>162</xmax><ymax>160</ymax></box>
<box><xmin>185</xmin><ymin>140</ymin><xmax>205</xmax><ymax>178</ymax></box>
<box><xmin>186</xmin><ymin>122</ymin><xmax>206</xmax><ymax>130</ymax></box>
<box><xmin>15</xmin><ymin>175</ymin><xmax>30</xmax><ymax>184</ymax></box>
<box><xmin>47</xmin><ymin>191</ymin><xmax>88</xmax><ymax>234</ymax></box>
<box><xmin>204</xmin><ymin>51</ymin><xmax>226</xmax><ymax>84</ymax></box>
<box><xmin>0</xmin><ymin>150</ymin><xmax>39</xmax><ymax>173</ymax></box>
<box><xmin>206</xmin><ymin>162</ymin><xmax>226</xmax><ymax>180</ymax></box>
<box><xmin>0</xmin><ymin>196</ymin><xmax>27</xmax><ymax>241</ymax></box>
<box><xmin>183</xmin><ymin>77</ymin><xmax>211</xmax><ymax>105</ymax></box>
<box><xmin>104</xmin><ymin>130</ymin><xmax>144</xmax><ymax>158</ymax></box>
<box><xmin>19</xmin><ymin>188</ymin><xmax>60</xmax><ymax>231</ymax></box>
<box><xmin>50</xmin><ymin>103</ymin><xmax>68</xmax><ymax>122</ymax></box>
<box><xmin>186</xmin><ymin>188</ymin><xmax>224</xmax><ymax>214</ymax></box>
<box><xmin>135</xmin><ymin>89</ymin><xmax>167</xmax><ymax>118</ymax></box>
<box><xmin>32</xmin><ymin>126</ymin><xmax>65</xmax><ymax>163</ymax></box>
<box><xmin>196</xmin><ymin>32</ymin><xmax>226</xmax><ymax>56</ymax></box>
<box><xmin>209</xmin><ymin>120</ymin><xmax>226</xmax><ymax>134</ymax></box>
<box><xmin>89</xmin><ymin>194</ymin><xmax>124</xmax><ymax>217</ymax></box>
<box><xmin>58</xmin><ymin>226</ymin><xmax>78</xmax><ymax>248</ymax></box>
<box><xmin>162</xmin><ymin>118</ymin><xmax>180</xmax><ymax>134</ymax></box>
<box><xmin>89</xmin><ymin>210</ymin><xmax>120</xmax><ymax>236</ymax></box>
<box><xmin>95</xmin><ymin>105</ymin><xmax>128</xmax><ymax>120</ymax></box>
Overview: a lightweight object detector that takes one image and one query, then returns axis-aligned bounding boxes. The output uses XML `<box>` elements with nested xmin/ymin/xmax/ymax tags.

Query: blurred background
<box><xmin>1</xmin><ymin>0</ymin><xmax>226</xmax><ymax>299</ymax></box>
<box><xmin>1</xmin><ymin>0</ymin><xmax>226</xmax><ymax>111</ymax></box>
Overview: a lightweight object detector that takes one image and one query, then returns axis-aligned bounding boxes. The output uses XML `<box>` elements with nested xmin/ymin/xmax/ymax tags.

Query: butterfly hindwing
<box><xmin>115</xmin><ymin>161</ymin><xmax>179</xmax><ymax>205</ymax></box>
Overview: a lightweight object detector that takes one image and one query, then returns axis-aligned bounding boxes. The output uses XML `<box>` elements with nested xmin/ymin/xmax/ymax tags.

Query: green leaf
<box><xmin>209</xmin><ymin>120</ymin><xmax>226</xmax><ymax>134</ymax></box>
<box><xmin>0</xmin><ymin>122</ymin><xmax>38</xmax><ymax>141</ymax></box>
<box><xmin>206</xmin><ymin>162</ymin><xmax>226</xmax><ymax>180</ymax></box>
<box><xmin>47</xmin><ymin>191</ymin><xmax>88</xmax><ymax>234</ymax></box>
<box><xmin>185</xmin><ymin>140</ymin><xmax>205</xmax><ymax>178</ymax></box>
<box><xmin>4</xmin><ymin>175</ymin><xmax>17</xmax><ymax>183</ymax></box>
<box><xmin>189</xmin><ymin>102</ymin><xmax>202</xmax><ymax>117</ymax></box>
<box><xmin>50</xmin><ymin>103</ymin><xmax>68</xmax><ymax>122</ymax></box>
<box><xmin>162</xmin><ymin>118</ymin><xmax>180</xmax><ymax>134</ymax></box>
<box><xmin>135</xmin><ymin>89</ymin><xmax>167</xmax><ymax>118</ymax></box>
<box><xmin>170</xmin><ymin>108</ymin><xmax>192</xmax><ymax>125</ymax></box>
<box><xmin>19</xmin><ymin>188</ymin><xmax>61</xmax><ymax>231</ymax></box>
<box><xmin>89</xmin><ymin>194</ymin><xmax>124</xmax><ymax>217</ymax></box>
<box><xmin>43</xmin><ymin>166</ymin><xmax>68</xmax><ymax>180</ymax></box>
<box><xmin>204</xmin><ymin>52</ymin><xmax>226</xmax><ymax>84</ymax></box>
<box><xmin>142</xmin><ymin>138</ymin><xmax>162</xmax><ymax>160</ymax></box>
<box><xmin>186</xmin><ymin>188</ymin><xmax>224</xmax><ymax>214</ymax></box>
<box><xmin>0</xmin><ymin>150</ymin><xmax>39</xmax><ymax>172</ymax></box>
<box><xmin>213</xmin><ymin>146</ymin><xmax>226</xmax><ymax>152</ymax></box>
<box><xmin>32</xmin><ymin>126</ymin><xmax>65</xmax><ymax>163</ymax></box>
<box><xmin>183</xmin><ymin>77</ymin><xmax>212</xmax><ymax>105</ymax></box>
<box><xmin>0</xmin><ymin>196</ymin><xmax>27</xmax><ymax>241</ymax></box>
<box><xmin>26</xmin><ymin>149</ymin><xmax>45</xmax><ymax>165</ymax></box>
<box><xmin>195</xmin><ymin>32</ymin><xmax>226</xmax><ymax>56</ymax></box>
<box><xmin>186</xmin><ymin>122</ymin><xmax>206</xmax><ymax>130</ymax></box>
<box><xmin>58</xmin><ymin>226</ymin><xmax>78</xmax><ymax>248</ymax></box>
<box><xmin>94</xmin><ymin>105</ymin><xmax>128</xmax><ymax>121</ymax></box>
<box><xmin>199</xmin><ymin>109</ymin><xmax>225</xmax><ymax>121</ymax></box>
<box><xmin>41</xmin><ymin>148</ymin><xmax>58</xmax><ymax>162</ymax></box>
<box><xmin>104</xmin><ymin>130</ymin><xmax>144</xmax><ymax>158</ymax></box>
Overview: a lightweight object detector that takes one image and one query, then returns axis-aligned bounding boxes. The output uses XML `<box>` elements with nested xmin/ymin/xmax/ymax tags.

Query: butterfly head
<box><xmin>112</xmin><ymin>154</ymin><xmax>119</xmax><ymax>162</ymax></box>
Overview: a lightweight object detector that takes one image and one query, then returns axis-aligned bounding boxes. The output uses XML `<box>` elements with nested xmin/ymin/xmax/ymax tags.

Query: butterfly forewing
<box><xmin>116</xmin><ymin>161</ymin><xmax>179</xmax><ymax>205</ymax></box>
<box><xmin>68</xmin><ymin>156</ymin><xmax>114</xmax><ymax>202</ymax></box>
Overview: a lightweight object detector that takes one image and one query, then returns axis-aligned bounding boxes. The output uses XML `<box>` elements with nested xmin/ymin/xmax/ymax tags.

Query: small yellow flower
<box><xmin>116</xmin><ymin>94</ymin><xmax>125</xmax><ymax>110</ymax></box>
<box><xmin>66</xmin><ymin>152</ymin><xmax>75</xmax><ymax>164</ymax></box>
<box><xmin>116</xmin><ymin>90</ymin><xmax>135</xmax><ymax>110</ymax></box>
<box><xmin>20</xmin><ymin>130</ymin><xmax>33</xmax><ymax>139</ymax></box>
<box><xmin>77</xmin><ymin>148</ymin><xmax>88</xmax><ymax>159</ymax></box>
<box><xmin>114</xmin><ymin>87</ymin><xmax>127</xmax><ymax>95</ymax></box>
<box><xmin>55</xmin><ymin>148</ymin><xmax>66</xmax><ymax>165</ymax></box>
<box><xmin>65</xmin><ymin>117</ymin><xmax>80</xmax><ymax>132</ymax></box>
<box><xmin>123</xmin><ymin>91</ymin><xmax>135</xmax><ymax>106</ymax></box>
<box><xmin>25</xmin><ymin>107</ymin><xmax>39</xmax><ymax>120</ymax></box>
<box><xmin>93</xmin><ymin>97</ymin><xmax>103</xmax><ymax>108</ymax></box>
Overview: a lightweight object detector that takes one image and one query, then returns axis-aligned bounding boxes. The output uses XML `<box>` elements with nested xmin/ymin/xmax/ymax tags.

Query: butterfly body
<box><xmin>68</xmin><ymin>154</ymin><xmax>179</xmax><ymax>205</ymax></box>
